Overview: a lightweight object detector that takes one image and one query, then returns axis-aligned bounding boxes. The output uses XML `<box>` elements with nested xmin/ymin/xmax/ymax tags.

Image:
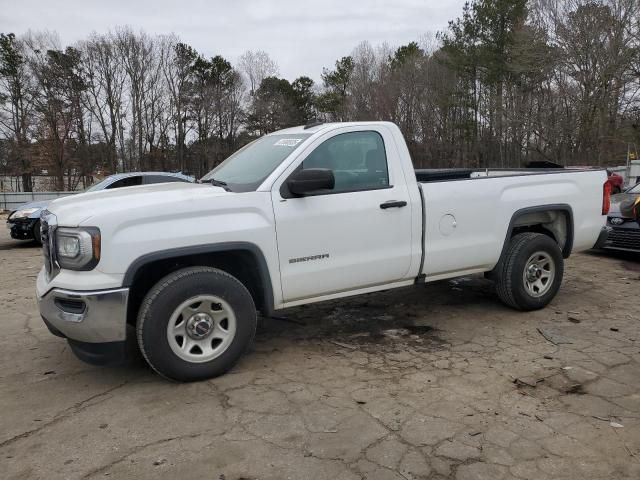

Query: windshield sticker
<box><xmin>274</xmin><ymin>138</ymin><xmax>302</xmax><ymax>147</ymax></box>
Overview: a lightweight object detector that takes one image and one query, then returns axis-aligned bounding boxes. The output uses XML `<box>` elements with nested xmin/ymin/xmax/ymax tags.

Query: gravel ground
<box><xmin>1</xmin><ymin>222</ymin><xmax>639</xmax><ymax>480</ymax></box>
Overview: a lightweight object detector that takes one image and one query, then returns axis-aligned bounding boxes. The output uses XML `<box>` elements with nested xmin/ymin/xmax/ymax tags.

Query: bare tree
<box><xmin>28</xmin><ymin>37</ymin><xmax>87</xmax><ymax>189</ymax></box>
<box><xmin>348</xmin><ymin>41</ymin><xmax>378</xmax><ymax>120</ymax></box>
<box><xmin>3</xmin><ymin>0</ymin><xmax>640</xmax><ymax>191</ymax></box>
<box><xmin>160</xmin><ymin>36</ymin><xmax>196</xmax><ymax>172</ymax></box>
<box><xmin>0</xmin><ymin>33</ymin><xmax>36</xmax><ymax>190</ymax></box>
<box><xmin>80</xmin><ymin>32</ymin><xmax>126</xmax><ymax>174</ymax></box>
<box><xmin>238</xmin><ymin>50</ymin><xmax>279</xmax><ymax>95</ymax></box>
<box><xmin>142</xmin><ymin>45</ymin><xmax>167</xmax><ymax>169</ymax></box>
<box><xmin>115</xmin><ymin>27</ymin><xmax>156</xmax><ymax>170</ymax></box>
<box><xmin>533</xmin><ymin>0</ymin><xmax>639</xmax><ymax>163</ymax></box>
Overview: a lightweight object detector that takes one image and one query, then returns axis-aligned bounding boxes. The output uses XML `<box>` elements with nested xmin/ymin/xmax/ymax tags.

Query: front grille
<box><xmin>41</xmin><ymin>211</ymin><xmax>60</xmax><ymax>279</ymax></box>
<box><xmin>607</xmin><ymin>227</ymin><xmax>640</xmax><ymax>250</ymax></box>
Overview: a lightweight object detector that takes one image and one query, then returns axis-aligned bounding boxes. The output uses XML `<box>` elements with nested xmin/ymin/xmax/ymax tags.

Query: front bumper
<box><xmin>37</xmin><ymin>287</ymin><xmax>129</xmax><ymax>343</ymax></box>
<box><xmin>592</xmin><ymin>226</ymin><xmax>611</xmax><ymax>249</ymax></box>
<box><xmin>7</xmin><ymin>217</ymin><xmax>37</xmax><ymax>240</ymax></box>
<box><xmin>601</xmin><ymin>222</ymin><xmax>640</xmax><ymax>252</ymax></box>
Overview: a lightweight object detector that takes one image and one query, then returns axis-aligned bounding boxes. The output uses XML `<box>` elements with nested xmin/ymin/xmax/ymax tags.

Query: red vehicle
<box><xmin>606</xmin><ymin>170</ymin><xmax>624</xmax><ymax>194</ymax></box>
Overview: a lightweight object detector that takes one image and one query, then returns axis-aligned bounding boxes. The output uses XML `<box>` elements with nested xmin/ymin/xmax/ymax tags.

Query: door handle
<box><xmin>380</xmin><ymin>200</ymin><xmax>407</xmax><ymax>209</ymax></box>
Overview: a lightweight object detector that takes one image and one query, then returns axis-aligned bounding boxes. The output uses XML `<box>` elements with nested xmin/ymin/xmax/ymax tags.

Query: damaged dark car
<box><xmin>6</xmin><ymin>172</ymin><xmax>193</xmax><ymax>245</ymax></box>
<box><xmin>602</xmin><ymin>182</ymin><xmax>640</xmax><ymax>252</ymax></box>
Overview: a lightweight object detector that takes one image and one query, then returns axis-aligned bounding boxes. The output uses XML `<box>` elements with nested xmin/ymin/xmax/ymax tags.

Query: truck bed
<box><xmin>415</xmin><ymin>167</ymin><xmax>606</xmax><ymax>280</ymax></box>
<box><xmin>415</xmin><ymin>168</ymin><xmax>588</xmax><ymax>183</ymax></box>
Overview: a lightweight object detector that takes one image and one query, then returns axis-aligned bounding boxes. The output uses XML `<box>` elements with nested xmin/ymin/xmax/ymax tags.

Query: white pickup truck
<box><xmin>36</xmin><ymin>122</ymin><xmax>610</xmax><ymax>381</ymax></box>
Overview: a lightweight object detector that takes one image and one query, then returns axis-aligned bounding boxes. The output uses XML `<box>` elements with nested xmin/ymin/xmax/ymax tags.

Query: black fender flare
<box><xmin>498</xmin><ymin>204</ymin><xmax>574</xmax><ymax>264</ymax></box>
<box><xmin>122</xmin><ymin>242</ymin><xmax>274</xmax><ymax>315</ymax></box>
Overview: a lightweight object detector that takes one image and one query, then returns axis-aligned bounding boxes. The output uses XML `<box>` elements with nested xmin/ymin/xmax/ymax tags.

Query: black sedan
<box><xmin>602</xmin><ymin>182</ymin><xmax>640</xmax><ymax>252</ymax></box>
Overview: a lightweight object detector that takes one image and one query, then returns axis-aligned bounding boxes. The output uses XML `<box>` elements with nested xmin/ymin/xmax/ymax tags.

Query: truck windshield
<box><xmin>201</xmin><ymin>133</ymin><xmax>312</xmax><ymax>192</ymax></box>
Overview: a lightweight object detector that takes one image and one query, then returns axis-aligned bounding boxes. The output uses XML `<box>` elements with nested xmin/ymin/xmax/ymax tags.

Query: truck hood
<box><xmin>609</xmin><ymin>192</ymin><xmax>640</xmax><ymax>218</ymax></box>
<box><xmin>47</xmin><ymin>182</ymin><xmax>229</xmax><ymax>226</ymax></box>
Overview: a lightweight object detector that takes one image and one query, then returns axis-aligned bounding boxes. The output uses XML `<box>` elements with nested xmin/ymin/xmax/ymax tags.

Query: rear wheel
<box><xmin>495</xmin><ymin>232</ymin><xmax>563</xmax><ymax>311</ymax></box>
<box><xmin>137</xmin><ymin>267</ymin><xmax>256</xmax><ymax>381</ymax></box>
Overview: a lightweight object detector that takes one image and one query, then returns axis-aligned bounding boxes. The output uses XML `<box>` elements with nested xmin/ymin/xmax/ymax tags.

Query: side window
<box><xmin>106</xmin><ymin>176</ymin><xmax>143</xmax><ymax>189</ymax></box>
<box><xmin>302</xmin><ymin>131</ymin><xmax>389</xmax><ymax>193</ymax></box>
<box><xmin>144</xmin><ymin>175</ymin><xmax>187</xmax><ymax>185</ymax></box>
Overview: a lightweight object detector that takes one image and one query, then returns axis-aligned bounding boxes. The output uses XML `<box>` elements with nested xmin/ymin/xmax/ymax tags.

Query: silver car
<box><xmin>7</xmin><ymin>172</ymin><xmax>194</xmax><ymax>244</ymax></box>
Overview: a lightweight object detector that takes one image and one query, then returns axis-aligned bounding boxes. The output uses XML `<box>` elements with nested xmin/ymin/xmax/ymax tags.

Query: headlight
<box><xmin>10</xmin><ymin>207</ymin><xmax>41</xmax><ymax>220</ymax></box>
<box><xmin>55</xmin><ymin>227</ymin><xmax>101</xmax><ymax>270</ymax></box>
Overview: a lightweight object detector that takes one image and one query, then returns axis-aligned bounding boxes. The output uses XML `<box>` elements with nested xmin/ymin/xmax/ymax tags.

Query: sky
<box><xmin>2</xmin><ymin>0</ymin><xmax>467</xmax><ymax>81</ymax></box>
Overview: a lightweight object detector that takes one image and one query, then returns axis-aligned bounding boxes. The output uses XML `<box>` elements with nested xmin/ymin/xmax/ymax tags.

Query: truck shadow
<box><xmin>256</xmin><ymin>275</ymin><xmax>497</xmax><ymax>353</ymax></box>
<box><xmin>103</xmin><ymin>276</ymin><xmax>497</xmax><ymax>381</ymax></box>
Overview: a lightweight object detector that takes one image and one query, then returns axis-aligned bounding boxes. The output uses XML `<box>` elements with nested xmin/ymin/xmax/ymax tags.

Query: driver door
<box><xmin>271</xmin><ymin>127</ymin><xmax>413</xmax><ymax>303</ymax></box>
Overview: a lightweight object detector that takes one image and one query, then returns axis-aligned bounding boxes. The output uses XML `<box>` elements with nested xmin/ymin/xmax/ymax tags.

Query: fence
<box><xmin>0</xmin><ymin>175</ymin><xmax>93</xmax><ymax>193</ymax></box>
<box><xmin>0</xmin><ymin>191</ymin><xmax>78</xmax><ymax>212</ymax></box>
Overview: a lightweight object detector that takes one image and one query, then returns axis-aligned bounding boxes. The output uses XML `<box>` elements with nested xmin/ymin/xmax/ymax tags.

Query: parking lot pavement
<box><xmin>1</xmin><ymin>225</ymin><xmax>639</xmax><ymax>480</ymax></box>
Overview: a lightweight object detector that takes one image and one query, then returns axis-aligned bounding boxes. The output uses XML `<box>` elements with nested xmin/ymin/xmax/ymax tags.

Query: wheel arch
<box><xmin>499</xmin><ymin>204</ymin><xmax>574</xmax><ymax>263</ymax></box>
<box><xmin>123</xmin><ymin>242</ymin><xmax>274</xmax><ymax>326</ymax></box>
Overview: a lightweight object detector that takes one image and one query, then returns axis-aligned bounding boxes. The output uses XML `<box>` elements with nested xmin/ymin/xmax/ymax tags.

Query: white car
<box><xmin>36</xmin><ymin>122</ymin><xmax>609</xmax><ymax>381</ymax></box>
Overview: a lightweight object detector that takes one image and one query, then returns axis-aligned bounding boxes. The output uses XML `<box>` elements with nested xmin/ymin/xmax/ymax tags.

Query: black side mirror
<box><xmin>287</xmin><ymin>168</ymin><xmax>335</xmax><ymax>196</ymax></box>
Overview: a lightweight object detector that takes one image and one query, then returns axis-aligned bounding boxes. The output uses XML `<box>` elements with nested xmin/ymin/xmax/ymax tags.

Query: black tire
<box><xmin>494</xmin><ymin>232</ymin><xmax>564</xmax><ymax>311</ymax></box>
<box><xmin>137</xmin><ymin>266</ymin><xmax>256</xmax><ymax>382</ymax></box>
<box><xmin>32</xmin><ymin>220</ymin><xmax>42</xmax><ymax>245</ymax></box>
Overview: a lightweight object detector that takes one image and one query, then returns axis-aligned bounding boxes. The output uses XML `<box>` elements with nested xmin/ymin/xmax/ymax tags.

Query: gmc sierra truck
<box><xmin>36</xmin><ymin>122</ymin><xmax>610</xmax><ymax>381</ymax></box>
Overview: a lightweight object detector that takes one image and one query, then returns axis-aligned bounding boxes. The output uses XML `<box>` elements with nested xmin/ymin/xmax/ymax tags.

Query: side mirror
<box><xmin>287</xmin><ymin>168</ymin><xmax>335</xmax><ymax>196</ymax></box>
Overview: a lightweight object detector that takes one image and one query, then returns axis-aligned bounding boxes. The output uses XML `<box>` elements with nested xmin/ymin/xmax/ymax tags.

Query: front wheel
<box><xmin>137</xmin><ymin>267</ymin><xmax>256</xmax><ymax>381</ymax></box>
<box><xmin>32</xmin><ymin>220</ymin><xmax>42</xmax><ymax>246</ymax></box>
<box><xmin>494</xmin><ymin>232</ymin><xmax>564</xmax><ymax>311</ymax></box>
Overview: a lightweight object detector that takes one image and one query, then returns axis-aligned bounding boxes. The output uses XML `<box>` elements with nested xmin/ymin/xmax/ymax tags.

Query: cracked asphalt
<box><xmin>1</xmin><ymin>224</ymin><xmax>640</xmax><ymax>480</ymax></box>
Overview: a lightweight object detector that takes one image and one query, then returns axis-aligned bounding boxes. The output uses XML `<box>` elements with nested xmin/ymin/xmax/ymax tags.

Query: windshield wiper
<box><xmin>209</xmin><ymin>178</ymin><xmax>231</xmax><ymax>191</ymax></box>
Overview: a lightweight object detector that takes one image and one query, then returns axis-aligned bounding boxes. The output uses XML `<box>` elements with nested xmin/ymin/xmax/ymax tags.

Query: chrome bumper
<box><xmin>38</xmin><ymin>288</ymin><xmax>129</xmax><ymax>343</ymax></box>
